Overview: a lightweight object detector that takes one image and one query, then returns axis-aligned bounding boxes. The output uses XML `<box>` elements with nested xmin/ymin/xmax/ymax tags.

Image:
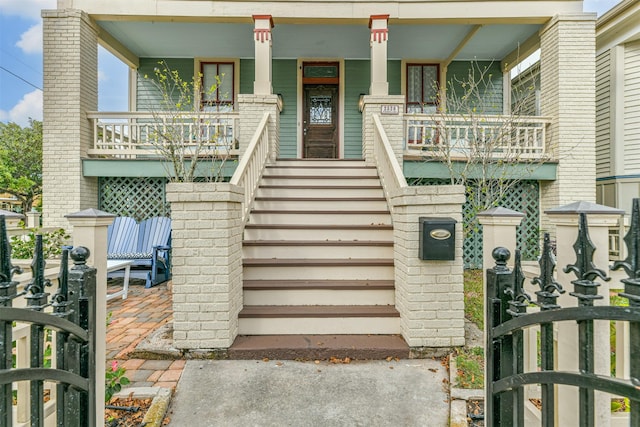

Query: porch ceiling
<box><xmin>97</xmin><ymin>20</ymin><xmax>541</xmax><ymax>62</ymax></box>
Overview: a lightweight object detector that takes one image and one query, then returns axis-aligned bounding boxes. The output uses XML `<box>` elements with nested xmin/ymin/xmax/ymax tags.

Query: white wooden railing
<box><xmin>404</xmin><ymin>114</ymin><xmax>551</xmax><ymax>160</ymax></box>
<box><xmin>230</xmin><ymin>112</ymin><xmax>271</xmax><ymax>222</ymax></box>
<box><xmin>372</xmin><ymin>114</ymin><xmax>408</xmax><ymax>203</ymax></box>
<box><xmin>87</xmin><ymin>111</ymin><xmax>240</xmax><ymax>158</ymax></box>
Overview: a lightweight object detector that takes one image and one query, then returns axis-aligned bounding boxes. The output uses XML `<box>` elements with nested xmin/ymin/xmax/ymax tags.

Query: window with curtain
<box><xmin>201</xmin><ymin>62</ymin><xmax>234</xmax><ymax>112</ymax></box>
<box><xmin>406</xmin><ymin>64</ymin><xmax>439</xmax><ymax>113</ymax></box>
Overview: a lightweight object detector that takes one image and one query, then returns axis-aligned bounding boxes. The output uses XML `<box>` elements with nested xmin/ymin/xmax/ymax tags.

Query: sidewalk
<box><xmin>106</xmin><ymin>279</ymin><xmax>184</xmax><ymax>390</ymax></box>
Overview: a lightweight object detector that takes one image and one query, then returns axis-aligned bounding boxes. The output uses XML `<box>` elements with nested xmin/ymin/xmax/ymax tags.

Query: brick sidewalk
<box><xmin>106</xmin><ymin>279</ymin><xmax>183</xmax><ymax>390</ymax></box>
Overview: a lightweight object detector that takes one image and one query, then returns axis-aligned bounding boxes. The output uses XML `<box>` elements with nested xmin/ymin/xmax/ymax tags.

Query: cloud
<box><xmin>16</xmin><ymin>23</ymin><xmax>43</xmax><ymax>54</ymax></box>
<box><xmin>98</xmin><ymin>69</ymin><xmax>109</xmax><ymax>82</ymax></box>
<box><xmin>0</xmin><ymin>90</ymin><xmax>43</xmax><ymax>126</ymax></box>
<box><xmin>0</xmin><ymin>0</ymin><xmax>56</xmax><ymax>21</ymax></box>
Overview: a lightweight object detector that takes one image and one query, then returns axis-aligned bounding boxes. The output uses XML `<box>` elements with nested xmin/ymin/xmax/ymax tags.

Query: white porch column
<box><xmin>42</xmin><ymin>10</ymin><xmax>99</xmax><ymax>228</ymax></box>
<box><xmin>477</xmin><ymin>207</ymin><xmax>525</xmax><ymax>274</ymax></box>
<box><xmin>369</xmin><ymin>15</ymin><xmax>389</xmax><ymax>96</ymax></box>
<box><xmin>253</xmin><ymin>15</ymin><xmax>274</xmax><ymax>95</ymax></box>
<box><xmin>66</xmin><ymin>208</ymin><xmax>115</xmax><ymax>427</ymax></box>
<box><xmin>547</xmin><ymin>201</ymin><xmax>623</xmax><ymax>427</ymax></box>
<box><xmin>539</xmin><ymin>14</ymin><xmax>597</xmax><ymax>232</ymax></box>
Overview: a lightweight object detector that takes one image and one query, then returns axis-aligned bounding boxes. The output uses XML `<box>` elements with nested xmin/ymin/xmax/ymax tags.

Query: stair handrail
<box><xmin>230</xmin><ymin>112</ymin><xmax>271</xmax><ymax>222</ymax></box>
<box><xmin>372</xmin><ymin>114</ymin><xmax>408</xmax><ymax>204</ymax></box>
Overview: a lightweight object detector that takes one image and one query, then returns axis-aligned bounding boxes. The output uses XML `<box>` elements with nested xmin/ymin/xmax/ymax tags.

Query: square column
<box><xmin>42</xmin><ymin>10</ymin><xmax>99</xmax><ymax>228</ymax></box>
<box><xmin>369</xmin><ymin>15</ymin><xmax>389</xmax><ymax>96</ymax></box>
<box><xmin>539</xmin><ymin>14</ymin><xmax>597</xmax><ymax>231</ymax></box>
<box><xmin>253</xmin><ymin>15</ymin><xmax>274</xmax><ymax>95</ymax></box>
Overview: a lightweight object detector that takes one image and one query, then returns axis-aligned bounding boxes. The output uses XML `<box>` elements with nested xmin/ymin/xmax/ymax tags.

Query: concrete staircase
<box><xmin>238</xmin><ymin>159</ymin><xmax>400</xmax><ymax>336</ymax></box>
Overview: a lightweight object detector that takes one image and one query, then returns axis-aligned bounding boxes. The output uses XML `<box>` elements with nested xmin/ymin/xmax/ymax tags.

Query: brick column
<box><xmin>252</xmin><ymin>15</ymin><xmax>274</xmax><ymax>95</ymax></box>
<box><xmin>369</xmin><ymin>15</ymin><xmax>389</xmax><ymax>96</ymax></box>
<box><xmin>238</xmin><ymin>94</ymin><xmax>281</xmax><ymax>163</ymax></box>
<box><xmin>547</xmin><ymin>201</ymin><xmax>623</xmax><ymax>427</ymax></box>
<box><xmin>166</xmin><ymin>183</ymin><xmax>243</xmax><ymax>350</ymax></box>
<box><xmin>477</xmin><ymin>207</ymin><xmax>525</xmax><ymax>273</ymax></box>
<box><xmin>390</xmin><ymin>185</ymin><xmax>466</xmax><ymax>349</ymax></box>
<box><xmin>361</xmin><ymin>96</ymin><xmax>405</xmax><ymax>166</ymax></box>
<box><xmin>539</xmin><ymin>14</ymin><xmax>597</xmax><ymax>232</ymax></box>
<box><xmin>42</xmin><ymin>10</ymin><xmax>99</xmax><ymax>228</ymax></box>
<box><xmin>66</xmin><ymin>208</ymin><xmax>115</xmax><ymax>427</ymax></box>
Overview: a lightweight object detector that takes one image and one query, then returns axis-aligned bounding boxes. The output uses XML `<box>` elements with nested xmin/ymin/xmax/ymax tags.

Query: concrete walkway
<box><xmin>167</xmin><ymin>358</ymin><xmax>450</xmax><ymax>427</ymax></box>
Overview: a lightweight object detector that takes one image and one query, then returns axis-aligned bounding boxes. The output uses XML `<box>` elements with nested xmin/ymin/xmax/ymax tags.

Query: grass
<box><xmin>464</xmin><ymin>269</ymin><xmax>484</xmax><ymax>330</ymax></box>
<box><xmin>455</xmin><ymin>347</ymin><xmax>484</xmax><ymax>389</ymax></box>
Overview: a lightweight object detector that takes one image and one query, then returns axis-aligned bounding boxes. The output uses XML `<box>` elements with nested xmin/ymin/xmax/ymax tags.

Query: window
<box><xmin>200</xmin><ymin>62</ymin><xmax>234</xmax><ymax>112</ymax></box>
<box><xmin>406</xmin><ymin>64</ymin><xmax>439</xmax><ymax>113</ymax></box>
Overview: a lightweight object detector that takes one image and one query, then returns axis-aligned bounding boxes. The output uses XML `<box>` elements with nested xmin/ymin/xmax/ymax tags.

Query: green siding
<box><xmin>273</xmin><ymin>60</ymin><xmax>298</xmax><ymax>158</ymax></box>
<box><xmin>137</xmin><ymin>58</ymin><xmax>195</xmax><ymax>110</ymax></box>
<box><xmin>239</xmin><ymin>59</ymin><xmax>254</xmax><ymax>94</ymax></box>
<box><xmin>388</xmin><ymin>60</ymin><xmax>401</xmax><ymax>96</ymax></box>
<box><xmin>446</xmin><ymin>61</ymin><xmax>503</xmax><ymax>114</ymax></box>
<box><xmin>344</xmin><ymin>60</ymin><xmax>369</xmax><ymax>159</ymax></box>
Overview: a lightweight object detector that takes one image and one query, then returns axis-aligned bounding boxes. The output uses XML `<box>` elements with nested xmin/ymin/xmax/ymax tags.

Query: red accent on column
<box><xmin>371</xmin><ymin>28</ymin><xmax>388</xmax><ymax>43</ymax></box>
<box><xmin>368</xmin><ymin>14</ymin><xmax>390</xmax><ymax>28</ymax></box>
<box><xmin>252</xmin><ymin>15</ymin><xmax>274</xmax><ymax>28</ymax></box>
<box><xmin>254</xmin><ymin>28</ymin><xmax>271</xmax><ymax>42</ymax></box>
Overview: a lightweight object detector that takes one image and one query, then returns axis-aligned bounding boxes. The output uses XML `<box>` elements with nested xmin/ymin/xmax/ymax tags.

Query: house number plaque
<box><xmin>380</xmin><ymin>104</ymin><xmax>399</xmax><ymax>115</ymax></box>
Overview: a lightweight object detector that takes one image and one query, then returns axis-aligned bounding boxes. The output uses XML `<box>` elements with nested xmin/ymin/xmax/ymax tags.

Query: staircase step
<box><xmin>261</xmin><ymin>176</ymin><xmax>381</xmax><ymax>186</ymax></box>
<box><xmin>248</xmin><ymin>210</ymin><xmax>391</xmax><ymax>225</ymax></box>
<box><xmin>243</xmin><ymin>224</ymin><xmax>393</xmax><ymax>240</ymax></box>
<box><xmin>243</xmin><ymin>288</ymin><xmax>394</xmax><ymax>305</ymax></box>
<box><xmin>274</xmin><ymin>159</ymin><xmax>366</xmax><ymax>167</ymax></box>
<box><xmin>243</xmin><ymin>279</ymin><xmax>395</xmax><ymax>290</ymax></box>
<box><xmin>256</xmin><ymin>186</ymin><xmax>384</xmax><ymax>198</ymax></box>
<box><xmin>238</xmin><ymin>305</ymin><xmax>400</xmax><ymax>334</ymax></box>
<box><xmin>243</xmin><ymin>258</ymin><xmax>394</xmax><ymax>281</ymax></box>
<box><xmin>243</xmin><ymin>240</ymin><xmax>393</xmax><ymax>259</ymax></box>
<box><xmin>253</xmin><ymin>197</ymin><xmax>388</xmax><ymax>211</ymax></box>
<box><xmin>265</xmin><ymin>166</ymin><xmax>378</xmax><ymax>176</ymax></box>
<box><xmin>228</xmin><ymin>334</ymin><xmax>409</xmax><ymax>360</ymax></box>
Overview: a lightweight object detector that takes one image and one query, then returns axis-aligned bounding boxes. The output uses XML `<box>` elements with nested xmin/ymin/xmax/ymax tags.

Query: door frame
<box><xmin>297</xmin><ymin>58</ymin><xmax>345</xmax><ymax>159</ymax></box>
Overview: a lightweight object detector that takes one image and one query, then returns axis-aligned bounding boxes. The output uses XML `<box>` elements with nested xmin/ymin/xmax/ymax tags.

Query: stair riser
<box><xmin>274</xmin><ymin>160</ymin><xmax>366</xmax><ymax>167</ymax></box>
<box><xmin>243</xmin><ymin>289</ymin><xmax>395</xmax><ymax>305</ymax></box>
<box><xmin>261</xmin><ymin>177</ymin><xmax>381</xmax><ymax>187</ymax></box>
<box><xmin>238</xmin><ymin>317</ymin><xmax>401</xmax><ymax>335</ymax></box>
<box><xmin>243</xmin><ymin>265</ymin><xmax>394</xmax><ymax>281</ymax></box>
<box><xmin>256</xmin><ymin>188</ymin><xmax>384</xmax><ymax>198</ymax></box>
<box><xmin>242</xmin><ymin>245</ymin><xmax>393</xmax><ymax>259</ymax></box>
<box><xmin>248</xmin><ymin>212</ymin><xmax>391</xmax><ymax>226</ymax></box>
<box><xmin>243</xmin><ymin>228</ymin><xmax>393</xmax><ymax>240</ymax></box>
<box><xmin>264</xmin><ymin>167</ymin><xmax>378</xmax><ymax>177</ymax></box>
<box><xmin>253</xmin><ymin>199</ymin><xmax>389</xmax><ymax>211</ymax></box>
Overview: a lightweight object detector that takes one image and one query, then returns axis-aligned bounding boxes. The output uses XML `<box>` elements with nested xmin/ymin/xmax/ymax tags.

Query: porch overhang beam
<box><xmin>501</xmin><ymin>31</ymin><xmax>540</xmax><ymax>73</ymax></box>
<box><xmin>95</xmin><ymin>24</ymin><xmax>139</xmax><ymax>68</ymax></box>
<box><xmin>443</xmin><ymin>24</ymin><xmax>482</xmax><ymax>66</ymax></box>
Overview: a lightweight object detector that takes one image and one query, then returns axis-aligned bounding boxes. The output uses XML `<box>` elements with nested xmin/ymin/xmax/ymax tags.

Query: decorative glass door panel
<box><xmin>303</xmin><ymin>85</ymin><xmax>338</xmax><ymax>158</ymax></box>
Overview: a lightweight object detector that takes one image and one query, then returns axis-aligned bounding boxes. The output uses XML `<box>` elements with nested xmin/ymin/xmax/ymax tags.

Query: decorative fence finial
<box><xmin>564</xmin><ymin>213</ymin><xmax>609</xmax><ymax>282</ymax></box>
<box><xmin>492</xmin><ymin>247</ymin><xmax>510</xmax><ymax>271</ymax></box>
<box><xmin>613</xmin><ymin>198</ymin><xmax>640</xmax><ymax>307</ymax></box>
<box><xmin>505</xmin><ymin>250</ymin><xmax>531</xmax><ymax>317</ymax></box>
<box><xmin>532</xmin><ymin>233</ymin><xmax>564</xmax><ymax>310</ymax></box>
<box><xmin>0</xmin><ymin>215</ymin><xmax>22</xmax><ymax>283</ymax></box>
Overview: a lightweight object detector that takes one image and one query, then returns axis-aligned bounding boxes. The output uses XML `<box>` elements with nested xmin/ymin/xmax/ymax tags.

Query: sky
<box><xmin>0</xmin><ymin>0</ymin><xmax>625</xmax><ymax>127</ymax></box>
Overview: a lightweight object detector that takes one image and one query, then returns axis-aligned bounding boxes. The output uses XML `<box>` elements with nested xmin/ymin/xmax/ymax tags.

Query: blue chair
<box><xmin>107</xmin><ymin>216</ymin><xmax>172</xmax><ymax>288</ymax></box>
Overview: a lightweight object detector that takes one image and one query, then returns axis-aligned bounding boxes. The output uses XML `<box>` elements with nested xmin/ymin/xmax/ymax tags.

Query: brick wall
<box><xmin>42</xmin><ymin>10</ymin><xmax>99</xmax><ymax>228</ymax></box>
<box><xmin>361</xmin><ymin>96</ymin><xmax>405</xmax><ymax>167</ymax></box>
<box><xmin>390</xmin><ymin>185</ymin><xmax>466</xmax><ymax>347</ymax></box>
<box><xmin>238</xmin><ymin>94</ymin><xmax>280</xmax><ymax>162</ymax></box>
<box><xmin>167</xmin><ymin>183</ymin><xmax>243</xmax><ymax>349</ymax></box>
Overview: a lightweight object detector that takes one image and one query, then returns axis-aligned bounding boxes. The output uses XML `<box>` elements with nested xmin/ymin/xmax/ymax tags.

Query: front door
<box><xmin>303</xmin><ymin>84</ymin><xmax>339</xmax><ymax>158</ymax></box>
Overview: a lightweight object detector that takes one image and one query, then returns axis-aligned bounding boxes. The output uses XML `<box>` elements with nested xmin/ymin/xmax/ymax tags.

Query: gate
<box><xmin>486</xmin><ymin>207</ymin><xmax>640</xmax><ymax>426</ymax></box>
<box><xmin>0</xmin><ymin>216</ymin><xmax>97</xmax><ymax>426</ymax></box>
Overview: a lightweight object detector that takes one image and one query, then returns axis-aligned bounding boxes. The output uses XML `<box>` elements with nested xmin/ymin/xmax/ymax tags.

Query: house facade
<box><xmin>595</xmin><ymin>0</ymin><xmax>640</xmax><ymax>215</ymax></box>
<box><xmin>42</xmin><ymin>0</ymin><xmax>596</xmax><ymax>351</ymax></box>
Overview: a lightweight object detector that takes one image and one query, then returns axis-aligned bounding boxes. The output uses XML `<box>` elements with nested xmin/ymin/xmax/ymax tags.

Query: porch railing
<box><xmin>372</xmin><ymin>114</ymin><xmax>408</xmax><ymax>203</ymax></box>
<box><xmin>230</xmin><ymin>112</ymin><xmax>271</xmax><ymax>222</ymax></box>
<box><xmin>404</xmin><ymin>114</ymin><xmax>551</xmax><ymax>160</ymax></box>
<box><xmin>86</xmin><ymin>111</ymin><xmax>240</xmax><ymax>158</ymax></box>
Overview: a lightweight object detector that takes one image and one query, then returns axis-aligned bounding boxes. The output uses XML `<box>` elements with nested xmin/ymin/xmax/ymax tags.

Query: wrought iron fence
<box><xmin>0</xmin><ymin>216</ymin><xmax>97</xmax><ymax>426</ymax></box>
<box><xmin>486</xmin><ymin>206</ymin><xmax>640</xmax><ymax>426</ymax></box>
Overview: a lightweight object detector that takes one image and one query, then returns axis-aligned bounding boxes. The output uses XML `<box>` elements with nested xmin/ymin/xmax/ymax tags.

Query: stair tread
<box><xmin>243</xmin><ymin>279</ymin><xmax>394</xmax><ymax>290</ymax></box>
<box><xmin>239</xmin><ymin>305</ymin><xmax>400</xmax><ymax>318</ymax></box>
<box><xmin>254</xmin><ymin>197</ymin><xmax>386</xmax><ymax>201</ymax></box>
<box><xmin>263</xmin><ymin>175</ymin><xmax>378</xmax><ymax>179</ymax></box>
<box><xmin>259</xmin><ymin>185</ymin><xmax>382</xmax><ymax>189</ymax></box>
<box><xmin>243</xmin><ymin>258</ymin><xmax>394</xmax><ymax>266</ymax></box>
<box><xmin>251</xmin><ymin>210</ymin><xmax>390</xmax><ymax>214</ymax></box>
<box><xmin>244</xmin><ymin>224</ymin><xmax>393</xmax><ymax>229</ymax></box>
<box><xmin>243</xmin><ymin>240</ymin><xmax>393</xmax><ymax>246</ymax></box>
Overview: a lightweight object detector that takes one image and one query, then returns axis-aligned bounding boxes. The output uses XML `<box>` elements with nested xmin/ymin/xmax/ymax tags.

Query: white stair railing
<box><xmin>372</xmin><ymin>114</ymin><xmax>408</xmax><ymax>204</ymax></box>
<box><xmin>230</xmin><ymin>112</ymin><xmax>271</xmax><ymax>223</ymax></box>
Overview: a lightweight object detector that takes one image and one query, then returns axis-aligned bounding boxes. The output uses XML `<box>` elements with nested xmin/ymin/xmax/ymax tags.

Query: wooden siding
<box><xmin>596</xmin><ymin>49</ymin><xmax>611</xmax><ymax>178</ymax></box>
<box><xmin>137</xmin><ymin>58</ymin><xmax>195</xmax><ymax>111</ymax></box>
<box><xmin>446</xmin><ymin>61</ymin><xmax>503</xmax><ymax>114</ymax></box>
<box><xmin>625</xmin><ymin>41</ymin><xmax>640</xmax><ymax>173</ymax></box>
<box><xmin>273</xmin><ymin>60</ymin><xmax>298</xmax><ymax>158</ymax></box>
<box><xmin>344</xmin><ymin>60</ymin><xmax>368</xmax><ymax>159</ymax></box>
<box><xmin>239</xmin><ymin>58</ymin><xmax>254</xmax><ymax>94</ymax></box>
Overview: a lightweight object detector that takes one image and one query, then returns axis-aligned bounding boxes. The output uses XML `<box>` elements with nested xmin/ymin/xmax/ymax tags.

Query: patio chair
<box><xmin>107</xmin><ymin>216</ymin><xmax>172</xmax><ymax>288</ymax></box>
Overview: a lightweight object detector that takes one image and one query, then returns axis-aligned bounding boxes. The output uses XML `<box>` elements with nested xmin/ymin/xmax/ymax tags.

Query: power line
<box><xmin>0</xmin><ymin>66</ymin><xmax>42</xmax><ymax>91</ymax></box>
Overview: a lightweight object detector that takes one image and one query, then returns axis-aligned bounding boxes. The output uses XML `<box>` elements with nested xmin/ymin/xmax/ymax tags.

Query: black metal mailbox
<box><xmin>419</xmin><ymin>217</ymin><xmax>456</xmax><ymax>260</ymax></box>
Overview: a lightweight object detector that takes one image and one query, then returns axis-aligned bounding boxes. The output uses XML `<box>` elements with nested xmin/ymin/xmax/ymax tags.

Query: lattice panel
<box><xmin>408</xmin><ymin>179</ymin><xmax>540</xmax><ymax>269</ymax></box>
<box><xmin>99</xmin><ymin>177</ymin><xmax>169</xmax><ymax>222</ymax></box>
